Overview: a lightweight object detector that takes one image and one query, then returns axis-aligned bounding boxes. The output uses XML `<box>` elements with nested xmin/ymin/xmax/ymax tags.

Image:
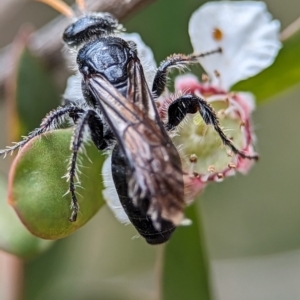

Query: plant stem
<box><xmin>281</xmin><ymin>16</ymin><xmax>300</xmax><ymax>41</ymax></box>
<box><xmin>0</xmin><ymin>251</ymin><xmax>23</xmax><ymax>300</ymax></box>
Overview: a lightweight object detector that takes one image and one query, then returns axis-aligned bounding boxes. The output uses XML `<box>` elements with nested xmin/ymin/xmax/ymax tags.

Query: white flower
<box><xmin>83</xmin><ymin>1</ymin><xmax>281</xmax><ymax>225</ymax></box>
<box><xmin>189</xmin><ymin>1</ymin><xmax>281</xmax><ymax>90</ymax></box>
<box><xmin>120</xmin><ymin>32</ymin><xmax>157</xmax><ymax>86</ymax></box>
<box><xmin>157</xmin><ymin>1</ymin><xmax>281</xmax><ymax>198</ymax></box>
<box><xmin>102</xmin><ymin>155</ymin><xmax>131</xmax><ymax>224</ymax></box>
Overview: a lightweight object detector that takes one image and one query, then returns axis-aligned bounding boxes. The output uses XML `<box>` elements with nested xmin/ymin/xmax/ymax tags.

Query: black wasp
<box><xmin>0</xmin><ymin>0</ymin><xmax>258</xmax><ymax>244</ymax></box>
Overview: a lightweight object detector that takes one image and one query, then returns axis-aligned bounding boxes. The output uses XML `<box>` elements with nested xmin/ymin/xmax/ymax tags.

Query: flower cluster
<box><xmin>157</xmin><ymin>1</ymin><xmax>281</xmax><ymax>200</ymax></box>
<box><xmin>158</xmin><ymin>74</ymin><xmax>259</xmax><ymax>201</ymax></box>
<box><xmin>101</xmin><ymin>1</ymin><xmax>281</xmax><ymax>223</ymax></box>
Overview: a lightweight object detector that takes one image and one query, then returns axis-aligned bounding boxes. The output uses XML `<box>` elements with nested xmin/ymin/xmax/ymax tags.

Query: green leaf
<box><xmin>16</xmin><ymin>49</ymin><xmax>60</xmax><ymax>134</ymax></box>
<box><xmin>233</xmin><ymin>31</ymin><xmax>300</xmax><ymax>102</ymax></box>
<box><xmin>8</xmin><ymin>129</ymin><xmax>105</xmax><ymax>240</ymax></box>
<box><xmin>0</xmin><ymin>176</ymin><xmax>53</xmax><ymax>259</ymax></box>
<box><xmin>162</xmin><ymin>204</ymin><xmax>211</xmax><ymax>300</ymax></box>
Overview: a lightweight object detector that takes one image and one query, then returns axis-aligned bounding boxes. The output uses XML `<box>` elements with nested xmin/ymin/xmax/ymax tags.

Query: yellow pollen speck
<box><xmin>189</xmin><ymin>154</ymin><xmax>198</xmax><ymax>163</ymax></box>
<box><xmin>227</xmin><ymin>151</ymin><xmax>233</xmax><ymax>157</ymax></box>
<box><xmin>193</xmin><ymin>172</ymin><xmax>200</xmax><ymax>178</ymax></box>
<box><xmin>218</xmin><ymin>109</ymin><xmax>226</xmax><ymax>118</ymax></box>
<box><xmin>202</xmin><ymin>74</ymin><xmax>209</xmax><ymax>82</ymax></box>
<box><xmin>217</xmin><ymin>173</ymin><xmax>224</xmax><ymax>179</ymax></box>
<box><xmin>214</xmin><ymin>70</ymin><xmax>221</xmax><ymax>77</ymax></box>
<box><xmin>228</xmin><ymin>163</ymin><xmax>237</xmax><ymax>169</ymax></box>
<box><xmin>208</xmin><ymin>165</ymin><xmax>215</xmax><ymax>173</ymax></box>
<box><xmin>213</xmin><ymin>28</ymin><xmax>223</xmax><ymax>41</ymax></box>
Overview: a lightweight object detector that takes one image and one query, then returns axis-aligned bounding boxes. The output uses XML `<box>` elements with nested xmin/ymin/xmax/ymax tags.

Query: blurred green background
<box><xmin>0</xmin><ymin>0</ymin><xmax>300</xmax><ymax>299</ymax></box>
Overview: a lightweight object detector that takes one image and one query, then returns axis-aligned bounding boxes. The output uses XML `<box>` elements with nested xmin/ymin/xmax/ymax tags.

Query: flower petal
<box><xmin>189</xmin><ymin>1</ymin><xmax>281</xmax><ymax>89</ymax></box>
<box><xmin>63</xmin><ymin>73</ymin><xmax>84</xmax><ymax>104</ymax></box>
<box><xmin>121</xmin><ymin>32</ymin><xmax>157</xmax><ymax>87</ymax></box>
<box><xmin>102</xmin><ymin>155</ymin><xmax>130</xmax><ymax>224</ymax></box>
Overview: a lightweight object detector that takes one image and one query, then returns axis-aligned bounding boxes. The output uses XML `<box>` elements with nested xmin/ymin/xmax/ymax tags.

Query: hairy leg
<box><xmin>152</xmin><ymin>48</ymin><xmax>221</xmax><ymax>97</ymax></box>
<box><xmin>0</xmin><ymin>106</ymin><xmax>85</xmax><ymax>157</ymax></box>
<box><xmin>165</xmin><ymin>94</ymin><xmax>258</xmax><ymax>160</ymax></box>
<box><xmin>67</xmin><ymin>109</ymin><xmax>106</xmax><ymax>221</ymax></box>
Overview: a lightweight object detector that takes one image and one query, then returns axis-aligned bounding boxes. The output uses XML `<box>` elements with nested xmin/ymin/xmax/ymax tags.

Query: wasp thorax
<box><xmin>77</xmin><ymin>37</ymin><xmax>131</xmax><ymax>84</ymax></box>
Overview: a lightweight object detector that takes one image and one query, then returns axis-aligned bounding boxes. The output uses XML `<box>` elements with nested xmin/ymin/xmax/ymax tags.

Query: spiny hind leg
<box><xmin>152</xmin><ymin>48</ymin><xmax>222</xmax><ymax>97</ymax></box>
<box><xmin>67</xmin><ymin>109</ymin><xmax>105</xmax><ymax>222</ymax></box>
<box><xmin>165</xmin><ymin>94</ymin><xmax>258</xmax><ymax>160</ymax></box>
<box><xmin>0</xmin><ymin>106</ymin><xmax>85</xmax><ymax>157</ymax></box>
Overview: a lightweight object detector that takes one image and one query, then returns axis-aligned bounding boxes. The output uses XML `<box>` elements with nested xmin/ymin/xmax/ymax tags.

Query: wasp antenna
<box><xmin>35</xmin><ymin>0</ymin><xmax>75</xmax><ymax>18</ymax></box>
<box><xmin>196</xmin><ymin>47</ymin><xmax>222</xmax><ymax>58</ymax></box>
<box><xmin>76</xmin><ymin>0</ymin><xmax>86</xmax><ymax>13</ymax></box>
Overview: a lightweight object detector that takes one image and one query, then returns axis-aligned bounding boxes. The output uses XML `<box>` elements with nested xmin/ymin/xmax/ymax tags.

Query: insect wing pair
<box><xmin>82</xmin><ymin>55</ymin><xmax>185</xmax><ymax>244</ymax></box>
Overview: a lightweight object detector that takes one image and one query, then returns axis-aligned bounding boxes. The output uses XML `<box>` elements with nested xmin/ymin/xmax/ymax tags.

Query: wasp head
<box><xmin>63</xmin><ymin>13</ymin><xmax>123</xmax><ymax>47</ymax></box>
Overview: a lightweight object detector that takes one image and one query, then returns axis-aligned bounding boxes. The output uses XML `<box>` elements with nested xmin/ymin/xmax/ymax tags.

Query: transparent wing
<box><xmin>86</xmin><ymin>70</ymin><xmax>185</xmax><ymax>228</ymax></box>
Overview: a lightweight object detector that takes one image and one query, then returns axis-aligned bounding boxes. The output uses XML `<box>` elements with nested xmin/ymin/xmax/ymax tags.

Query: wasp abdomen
<box><xmin>111</xmin><ymin>145</ymin><xmax>175</xmax><ymax>245</ymax></box>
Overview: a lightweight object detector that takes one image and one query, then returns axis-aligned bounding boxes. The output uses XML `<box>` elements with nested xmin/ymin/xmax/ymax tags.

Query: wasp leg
<box><xmin>0</xmin><ymin>106</ymin><xmax>85</xmax><ymax>157</ymax></box>
<box><xmin>152</xmin><ymin>48</ymin><xmax>221</xmax><ymax>97</ymax></box>
<box><xmin>68</xmin><ymin>110</ymin><xmax>107</xmax><ymax>222</ymax></box>
<box><xmin>165</xmin><ymin>94</ymin><xmax>258</xmax><ymax>160</ymax></box>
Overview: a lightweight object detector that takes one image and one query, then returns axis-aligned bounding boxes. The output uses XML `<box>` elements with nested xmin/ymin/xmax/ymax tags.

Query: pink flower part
<box><xmin>183</xmin><ymin>173</ymin><xmax>207</xmax><ymax>204</ymax></box>
<box><xmin>175</xmin><ymin>74</ymin><xmax>227</xmax><ymax>96</ymax></box>
<box><xmin>233</xmin><ymin>92</ymin><xmax>256</xmax><ymax>119</ymax></box>
<box><xmin>235</xmin><ymin>145</ymin><xmax>256</xmax><ymax>174</ymax></box>
<box><xmin>160</xmin><ymin>74</ymin><xmax>257</xmax><ymax>185</ymax></box>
